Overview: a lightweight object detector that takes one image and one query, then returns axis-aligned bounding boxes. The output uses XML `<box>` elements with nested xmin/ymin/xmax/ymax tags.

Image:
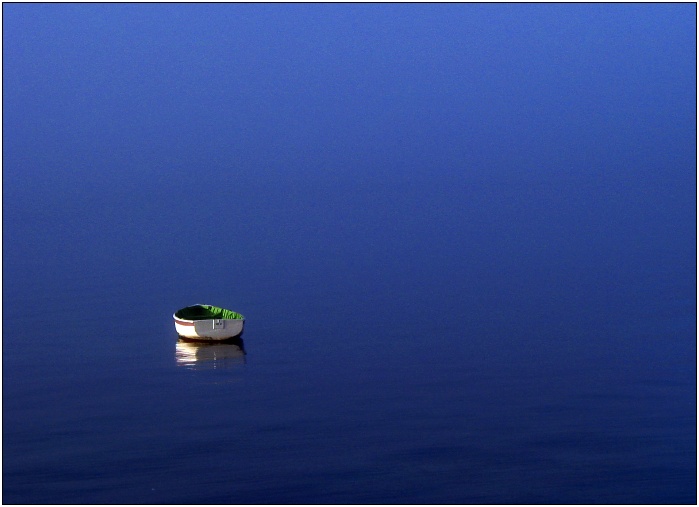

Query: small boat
<box><xmin>173</xmin><ymin>304</ymin><xmax>245</xmax><ymax>341</ymax></box>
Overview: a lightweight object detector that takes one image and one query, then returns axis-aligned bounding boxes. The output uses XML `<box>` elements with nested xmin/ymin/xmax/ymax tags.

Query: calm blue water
<box><xmin>3</xmin><ymin>3</ymin><xmax>696</xmax><ymax>504</ymax></box>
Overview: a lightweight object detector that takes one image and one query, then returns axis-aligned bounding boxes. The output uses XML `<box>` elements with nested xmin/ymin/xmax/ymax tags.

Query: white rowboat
<box><xmin>173</xmin><ymin>304</ymin><xmax>245</xmax><ymax>341</ymax></box>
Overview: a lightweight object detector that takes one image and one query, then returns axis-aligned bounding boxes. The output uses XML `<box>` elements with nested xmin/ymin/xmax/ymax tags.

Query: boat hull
<box><xmin>174</xmin><ymin>316</ymin><xmax>245</xmax><ymax>341</ymax></box>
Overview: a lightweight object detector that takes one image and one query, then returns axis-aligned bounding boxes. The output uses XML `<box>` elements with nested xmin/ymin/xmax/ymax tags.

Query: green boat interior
<box><xmin>175</xmin><ymin>305</ymin><xmax>244</xmax><ymax>321</ymax></box>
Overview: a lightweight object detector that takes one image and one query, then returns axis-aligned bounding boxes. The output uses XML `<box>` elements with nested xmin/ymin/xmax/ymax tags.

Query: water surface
<box><xmin>3</xmin><ymin>3</ymin><xmax>696</xmax><ymax>504</ymax></box>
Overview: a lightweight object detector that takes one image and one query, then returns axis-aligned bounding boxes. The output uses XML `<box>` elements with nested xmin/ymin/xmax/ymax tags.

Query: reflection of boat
<box><xmin>175</xmin><ymin>337</ymin><xmax>246</xmax><ymax>367</ymax></box>
<box><xmin>174</xmin><ymin>304</ymin><xmax>245</xmax><ymax>341</ymax></box>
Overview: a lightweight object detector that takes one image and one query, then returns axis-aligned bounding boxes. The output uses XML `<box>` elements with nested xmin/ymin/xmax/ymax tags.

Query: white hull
<box><xmin>174</xmin><ymin>316</ymin><xmax>245</xmax><ymax>341</ymax></box>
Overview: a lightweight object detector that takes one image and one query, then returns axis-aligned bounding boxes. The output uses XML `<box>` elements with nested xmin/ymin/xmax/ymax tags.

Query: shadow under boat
<box><xmin>175</xmin><ymin>336</ymin><xmax>246</xmax><ymax>368</ymax></box>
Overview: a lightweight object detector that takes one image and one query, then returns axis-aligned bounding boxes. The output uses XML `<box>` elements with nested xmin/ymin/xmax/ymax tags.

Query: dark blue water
<box><xmin>3</xmin><ymin>3</ymin><xmax>696</xmax><ymax>504</ymax></box>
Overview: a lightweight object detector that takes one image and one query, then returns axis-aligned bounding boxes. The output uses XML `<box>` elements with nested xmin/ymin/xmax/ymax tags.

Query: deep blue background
<box><xmin>3</xmin><ymin>4</ymin><xmax>696</xmax><ymax>503</ymax></box>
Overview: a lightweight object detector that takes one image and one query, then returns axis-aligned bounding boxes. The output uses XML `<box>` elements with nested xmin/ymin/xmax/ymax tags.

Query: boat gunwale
<box><xmin>173</xmin><ymin>304</ymin><xmax>245</xmax><ymax>323</ymax></box>
<box><xmin>173</xmin><ymin>315</ymin><xmax>246</xmax><ymax>325</ymax></box>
